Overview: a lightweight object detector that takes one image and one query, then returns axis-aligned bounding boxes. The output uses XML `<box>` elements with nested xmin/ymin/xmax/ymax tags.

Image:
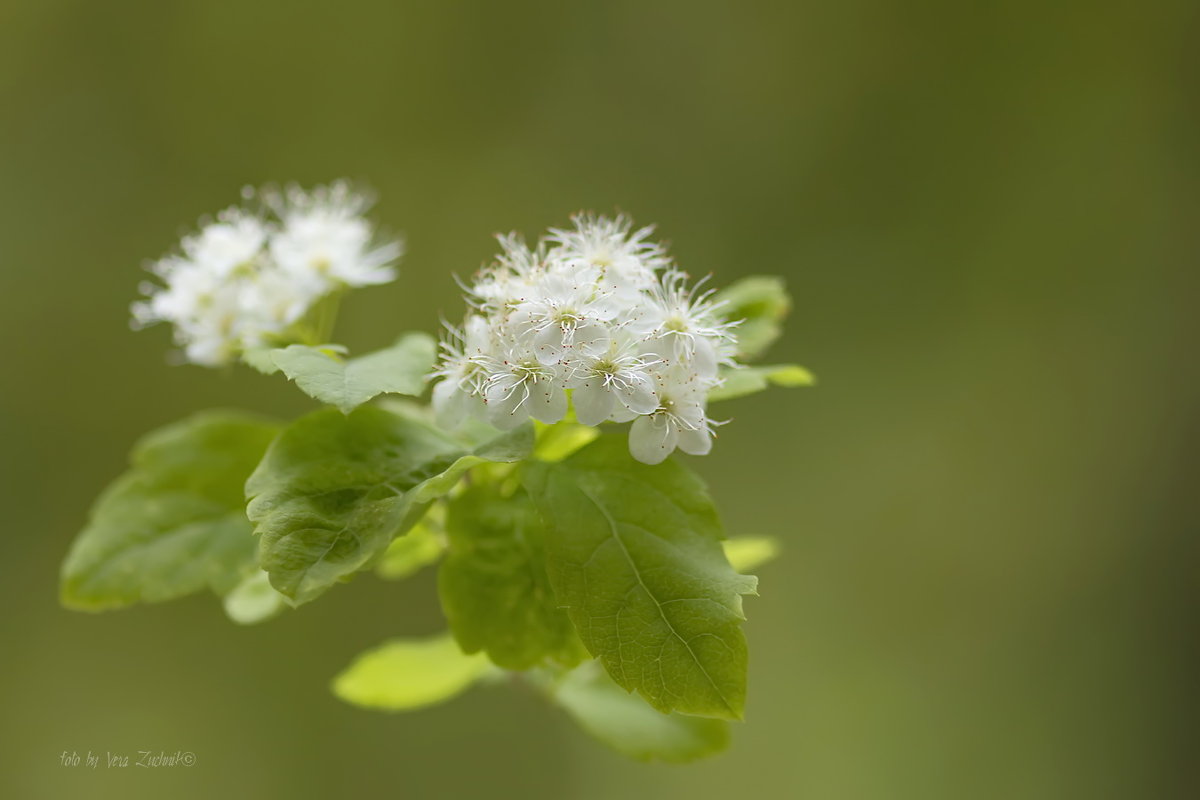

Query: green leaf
<box><xmin>332</xmin><ymin>633</ymin><xmax>491</xmax><ymax>712</ymax></box>
<box><xmin>524</xmin><ymin>435</ymin><xmax>757</xmax><ymax>720</ymax></box>
<box><xmin>549</xmin><ymin>663</ymin><xmax>730</xmax><ymax>763</ymax></box>
<box><xmin>241</xmin><ymin>347</ymin><xmax>283</xmax><ymax>375</ymax></box>
<box><xmin>223</xmin><ymin>569</ymin><xmax>288</xmax><ymax>625</ymax></box>
<box><xmin>376</xmin><ymin>505</ymin><xmax>446</xmax><ymax>580</ymax></box>
<box><xmin>723</xmin><ymin>537</ymin><xmax>780</xmax><ymax>572</ymax></box>
<box><xmin>708</xmin><ymin>363</ymin><xmax>815</xmax><ymax>402</ymax></box>
<box><xmin>714</xmin><ymin>275</ymin><xmax>791</xmax><ymax>360</ymax></box>
<box><xmin>61</xmin><ymin>411</ymin><xmax>280</xmax><ymax>611</ymax></box>
<box><xmin>533</xmin><ymin>419</ymin><xmax>600</xmax><ymax>462</ymax></box>
<box><xmin>246</xmin><ymin>406</ymin><xmax>532</xmax><ymax>605</ymax></box>
<box><xmin>377</xmin><ymin>399</ymin><xmax>536</xmax><ymax>464</ymax></box>
<box><xmin>272</xmin><ymin>332</ymin><xmax>437</xmax><ymax>413</ymax></box>
<box><xmin>439</xmin><ymin>482</ymin><xmax>583</xmax><ymax>670</ymax></box>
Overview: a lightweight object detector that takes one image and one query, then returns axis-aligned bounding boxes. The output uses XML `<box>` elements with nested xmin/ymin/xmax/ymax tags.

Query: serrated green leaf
<box><xmin>61</xmin><ymin>411</ymin><xmax>280</xmax><ymax>611</ymax></box>
<box><xmin>332</xmin><ymin>633</ymin><xmax>491</xmax><ymax>712</ymax></box>
<box><xmin>246</xmin><ymin>406</ymin><xmax>531</xmax><ymax>605</ymax></box>
<box><xmin>439</xmin><ymin>483</ymin><xmax>583</xmax><ymax>670</ymax></box>
<box><xmin>524</xmin><ymin>435</ymin><xmax>757</xmax><ymax>720</ymax></box>
<box><xmin>715</xmin><ymin>275</ymin><xmax>791</xmax><ymax>360</ymax></box>
<box><xmin>550</xmin><ymin>663</ymin><xmax>730</xmax><ymax>763</ymax></box>
<box><xmin>272</xmin><ymin>332</ymin><xmax>437</xmax><ymax>414</ymax></box>
<box><xmin>723</xmin><ymin>537</ymin><xmax>780</xmax><ymax>572</ymax></box>
<box><xmin>708</xmin><ymin>363</ymin><xmax>815</xmax><ymax>402</ymax></box>
<box><xmin>223</xmin><ymin>569</ymin><xmax>288</xmax><ymax>625</ymax></box>
<box><xmin>376</xmin><ymin>506</ymin><xmax>446</xmax><ymax>580</ymax></box>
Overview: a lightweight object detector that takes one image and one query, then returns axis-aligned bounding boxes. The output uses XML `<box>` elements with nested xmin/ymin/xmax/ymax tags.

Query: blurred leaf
<box><xmin>708</xmin><ymin>363</ymin><xmax>814</xmax><ymax>402</ymax></box>
<box><xmin>246</xmin><ymin>406</ymin><xmax>530</xmax><ymax>605</ymax></box>
<box><xmin>466</xmin><ymin>420</ymin><xmax>537</xmax><ymax>462</ymax></box>
<box><xmin>723</xmin><ymin>536</ymin><xmax>780</xmax><ymax>572</ymax></box>
<box><xmin>223</xmin><ymin>569</ymin><xmax>288</xmax><ymax>625</ymax></box>
<box><xmin>533</xmin><ymin>419</ymin><xmax>600</xmax><ymax>462</ymax></box>
<box><xmin>61</xmin><ymin>411</ymin><xmax>280</xmax><ymax>611</ymax></box>
<box><xmin>376</xmin><ymin>505</ymin><xmax>446</xmax><ymax>580</ymax></box>
<box><xmin>524</xmin><ymin>435</ymin><xmax>757</xmax><ymax>720</ymax></box>
<box><xmin>272</xmin><ymin>332</ymin><xmax>437</xmax><ymax>413</ymax></box>
<box><xmin>715</xmin><ymin>275</ymin><xmax>791</xmax><ymax>360</ymax></box>
<box><xmin>332</xmin><ymin>633</ymin><xmax>490</xmax><ymax>712</ymax></box>
<box><xmin>550</xmin><ymin>663</ymin><xmax>730</xmax><ymax>763</ymax></box>
<box><xmin>440</xmin><ymin>483</ymin><xmax>583</xmax><ymax>670</ymax></box>
<box><xmin>240</xmin><ymin>347</ymin><xmax>283</xmax><ymax>375</ymax></box>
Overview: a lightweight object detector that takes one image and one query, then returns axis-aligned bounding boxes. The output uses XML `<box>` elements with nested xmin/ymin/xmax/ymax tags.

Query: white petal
<box><xmin>485</xmin><ymin>383</ymin><xmax>530</xmax><ymax>430</ymax></box>
<box><xmin>676</xmin><ymin>425</ymin><xmax>712</xmax><ymax>456</ymax></box>
<box><xmin>533</xmin><ymin>325</ymin><xmax>563</xmax><ymax>365</ymax></box>
<box><xmin>432</xmin><ymin>380</ymin><xmax>468</xmax><ymax>429</ymax></box>
<box><xmin>572</xmin><ymin>381</ymin><xmax>614</xmax><ymax>427</ymax></box>
<box><xmin>615</xmin><ymin>374</ymin><xmax>660</xmax><ymax>415</ymax></box>
<box><xmin>570</xmin><ymin>322</ymin><xmax>612</xmax><ymax>360</ymax></box>
<box><xmin>628</xmin><ymin>415</ymin><xmax>678</xmax><ymax>465</ymax></box>
<box><xmin>528</xmin><ymin>380</ymin><xmax>567</xmax><ymax>424</ymax></box>
<box><xmin>608</xmin><ymin>403</ymin><xmax>637</xmax><ymax>423</ymax></box>
<box><xmin>692</xmin><ymin>336</ymin><xmax>719</xmax><ymax>377</ymax></box>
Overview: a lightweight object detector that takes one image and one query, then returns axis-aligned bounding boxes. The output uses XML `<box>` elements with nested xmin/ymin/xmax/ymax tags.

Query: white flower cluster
<box><xmin>132</xmin><ymin>182</ymin><xmax>401</xmax><ymax>366</ymax></box>
<box><xmin>431</xmin><ymin>214</ymin><xmax>739</xmax><ymax>464</ymax></box>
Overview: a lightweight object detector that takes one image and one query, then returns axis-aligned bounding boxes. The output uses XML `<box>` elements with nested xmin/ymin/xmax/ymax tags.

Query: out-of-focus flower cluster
<box><xmin>431</xmin><ymin>214</ymin><xmax>739</xmax><ymax>464</ymax></box>
<box><xmin>132</xmin><ymin>182</ymin><xmax>401</xmax><ymax>366</ymax></box>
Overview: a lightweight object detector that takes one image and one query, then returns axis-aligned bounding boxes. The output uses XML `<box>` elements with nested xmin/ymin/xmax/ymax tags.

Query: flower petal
<box><xmin>485</xmin><ymin>382</ymin><xmax>530</xmax><ymax>430</ymax></box>
<box><xmin>628</xmin><ymin>414</ymin><xmax>678</xmax><ymax>465</ymax></box>
<box><xmin>533</xmin><ymin>325</ymin><xmax>564</xmax><ymax>365</ymax></box>
<box><xmin>432</xmin><ymin>379</ymin><xmax>469</xmax><ymax>429</ymax></box>
<box><xmin>572</xmin><ymin>380</ymin><xmax>614</xmax><ymax>427</ymax></box>
<box><xmin>528</xmin><ymin>379</ymin><xmax>567</xmax><ymax>424</ymax></box>
<box><xmin>615</xmin><ymin>373</ymin><xmax>660</xmax><ymax>415</ymax></box>
<box><xmin>676</xmin><ymin>425</ymin><xmax>712</xmax><ymax>456</ymax></box>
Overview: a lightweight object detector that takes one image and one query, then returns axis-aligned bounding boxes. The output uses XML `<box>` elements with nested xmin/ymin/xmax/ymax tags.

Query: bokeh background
<box><xmin>1</xmin><ymin>1</ymin><xmax>1195</xmax><ymax>797</ymax></box>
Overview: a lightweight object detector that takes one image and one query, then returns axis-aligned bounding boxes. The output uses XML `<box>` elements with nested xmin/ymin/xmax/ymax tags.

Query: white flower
<box><xmin>430</xmin><ymin>315</ymin><xmax>492</xmax><ymax>429</ymax></box>
<box><xmin>265</xmin><ymin>182</ymin><xmax>402</xmax><ymax>291</ymax></box>
<box><xmin>236</xmin><ymin>268</ymin><xmax>319</xmax><ymax>348</ymax></box>
<box><xmin>547</xmin><ymin>213</ymin><xmax>668</xmax><ymax>294</ymax></box>
<box><xmin>627</xmin><ymin>380</ymin><xmax>715</xmax><ymax>465</ymax></box>
<box><xmin>180</xmin><ymin>210</ymin><xmax>268</xmax><ymax>278</ymax></box>
<box><xmin>430</xmin><ymin>213</ymin><xmax>742</xmax><ymax>464</ymax></box>
<box><xmin>628</xmin><ymin>269</ymin><xmax>736</xmax><ymax>379</ymax></box>
<box><xmin>509</xmin><ymin>270</ymin><xmax>621</xmax><ymax>366</ymax></box>
<box><xmin>565</xmin><ymin>334</ymin><xmax>661</xmax><ymax>426</ymax></box>
<box><xmin>479</xmin><ymin>345</ymin><xmax>567</xmax><ymax>429</ymax></box>
<box><xmin>132</xmin><ymin>182</ymin><xmax>401</xmax><ymax>366</ymax></box>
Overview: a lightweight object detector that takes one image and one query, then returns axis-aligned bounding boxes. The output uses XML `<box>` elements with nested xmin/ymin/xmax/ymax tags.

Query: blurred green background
<box><xmin>1</xmin><ymin>1</ymin><xmax>1195</xmax><ymax>797</ymax></box>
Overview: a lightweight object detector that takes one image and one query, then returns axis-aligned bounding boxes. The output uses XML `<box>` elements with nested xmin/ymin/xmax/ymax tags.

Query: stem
<box><xmin>296</xmin><ymin>288</ymin><xmax>345</xmax><ymax>346</ymax></box>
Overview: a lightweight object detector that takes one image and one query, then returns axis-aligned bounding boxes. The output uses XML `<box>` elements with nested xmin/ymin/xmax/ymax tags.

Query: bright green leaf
<box><xmin>246</xmin><ymin>406</ymin><xmax>531</xmax><ymax>605</ymax></box>
<box><xmin>524</xmin><ymin>435</ymin><xmax>757</xmax><ymax>720</ymax></box>
<box><xmin>723</xmin><ymin>537</ymin><xmax>780</xmax><ymax>572</ymax></box>
<box><xmin>376</xmin><ymin>506</ymin><xmax>446</xmax><ymax>580</ymax></box>
<box><xmin>533</xmin><ymin>419</ymin><xmax>600</xmax><ymax>462</ymax></box>
<box><xmin>61</xmin><ymin>411</ymin><xmax>280</xmax><ymax>611</ymax></box>
<box><xmin>332</xmin><ymin>633</ymin><xmax>491</xmax><ymax>712</ymax></box>
<box><xmin>439</xmin><ymin>483</ymin><xmax>583</xmax><ymax>670</ymax></box>
<box><xmin>715</xmin><ymin>275</ymin><xmax>791</xmax><ymax>360</ymax></box>
<box><xmin>223</xmin><ymin>569</ymin><xmax>288</xmax><ymax>625</ymax></box>
<box><xmin>708</xmin><ymin>363</ymin><xmax>815</xmax><ymax>402</ymax></box>
<box><xmin>550</xmin><ymin>663</ymin><xmax>730</xmax><ymax>763</ymax></box>
<box><xmin>272</xmin><ymin>332</ymin><xmax>437</xmax><ymax>413</ymax></box>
